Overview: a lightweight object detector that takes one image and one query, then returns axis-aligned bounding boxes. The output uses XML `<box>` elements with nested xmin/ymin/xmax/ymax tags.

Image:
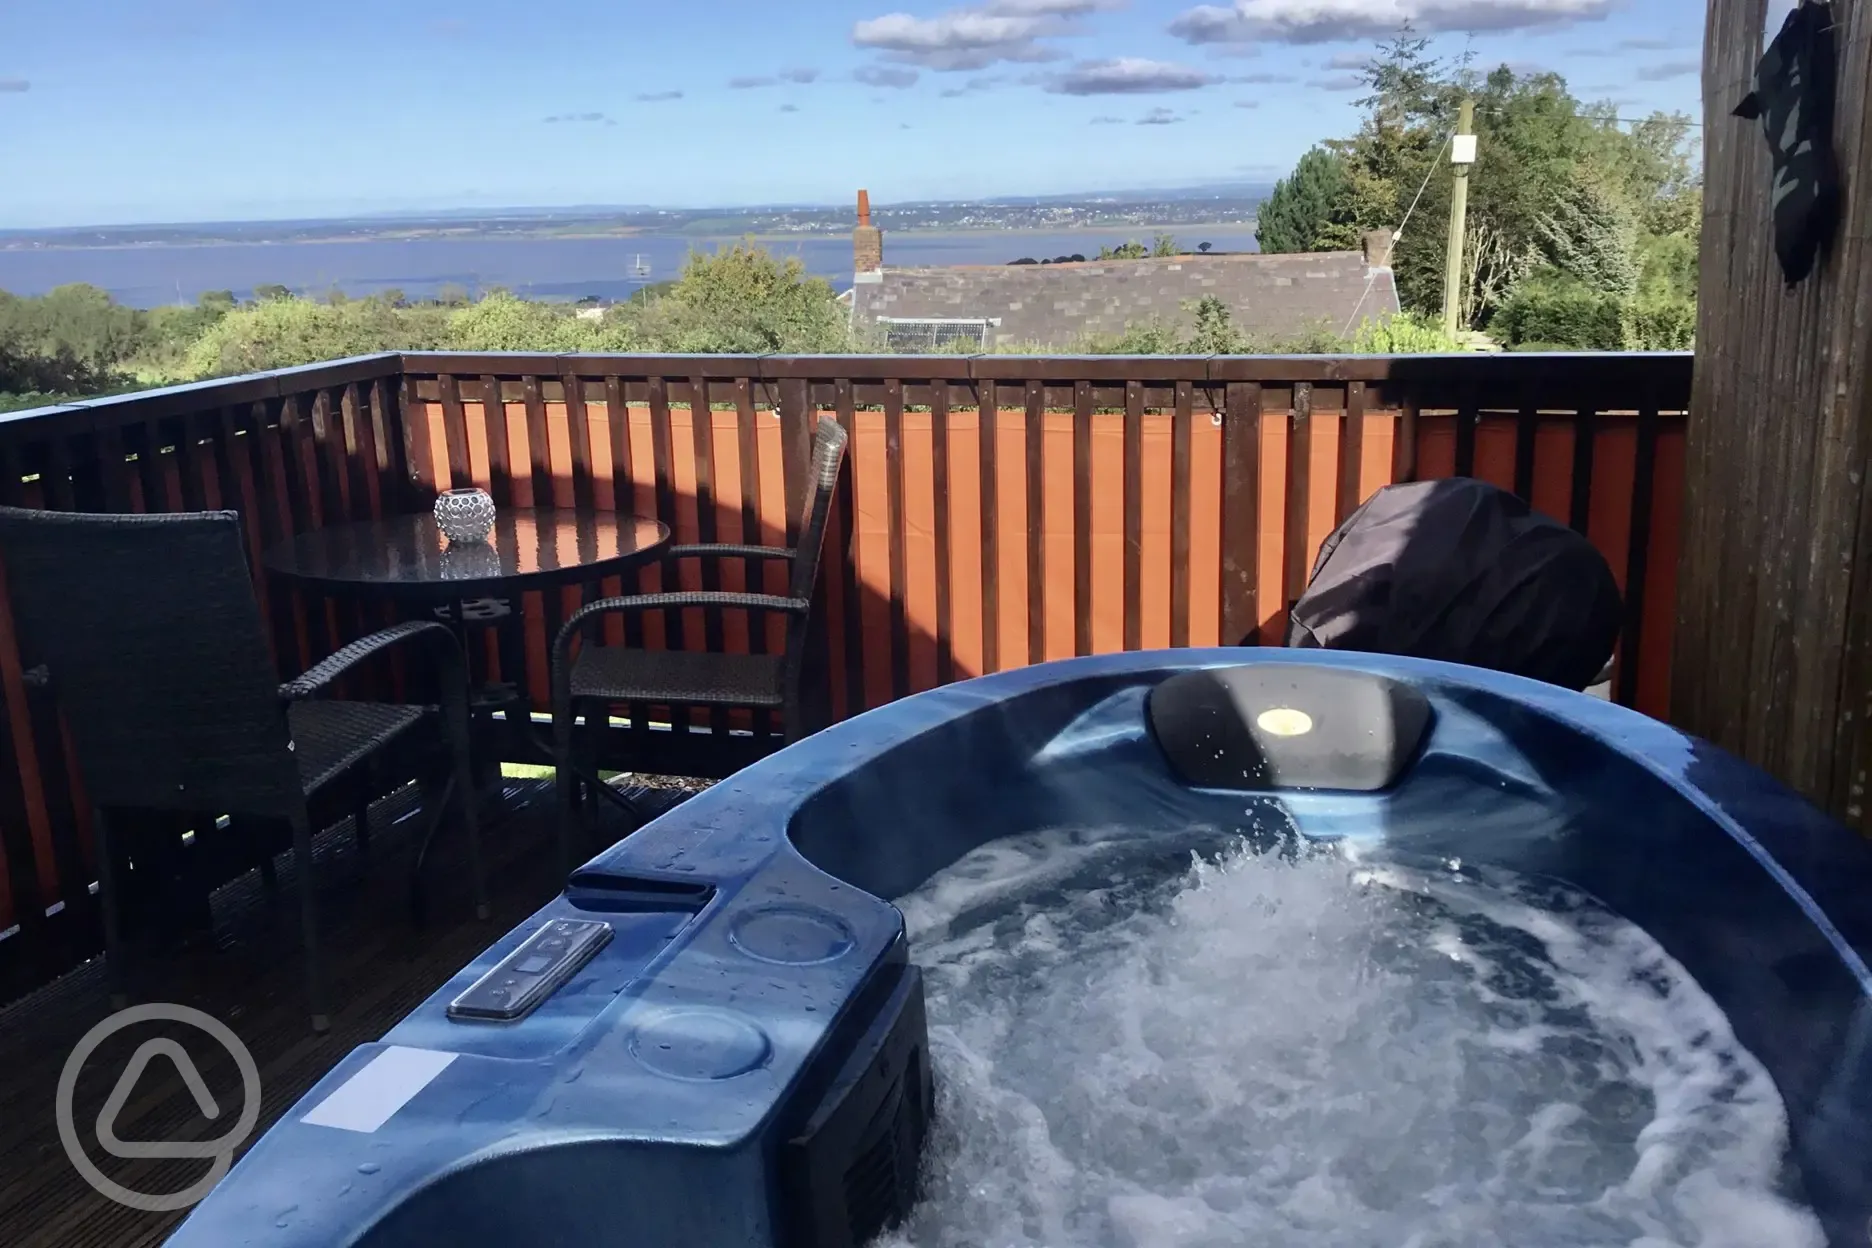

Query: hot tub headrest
<box><xmin>1146</xmin><ymin>664</ymin><xmax>1432</xmax><ymax>792</ymax></box>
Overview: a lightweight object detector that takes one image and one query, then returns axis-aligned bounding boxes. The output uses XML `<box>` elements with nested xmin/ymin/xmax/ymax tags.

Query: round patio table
<box><xmin>261</xmin><ymin>509</ymin><xmax>669</xmax><ymax>605</ymax></box>
<box><xmin>262</xmin><ymin>508</ymin><xmax>672</xmax><ymax>852</ymax></box>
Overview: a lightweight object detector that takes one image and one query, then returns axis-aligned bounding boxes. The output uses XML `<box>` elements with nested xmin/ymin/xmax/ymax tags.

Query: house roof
<box><xmin>849</xmin><ymin>250</ymin><xmax>1399</xmax><ymax>349</ymax></box>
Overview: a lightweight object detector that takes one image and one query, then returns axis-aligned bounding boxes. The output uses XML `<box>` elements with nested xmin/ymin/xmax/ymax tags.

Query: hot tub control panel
<box><xmin>446</xmin><ymin>917</ymin><xmax>614</xmax><ymax>1023</ymax></box>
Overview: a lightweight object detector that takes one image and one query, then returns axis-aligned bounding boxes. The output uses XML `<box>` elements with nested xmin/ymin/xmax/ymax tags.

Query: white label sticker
<box><xmin>301</xmin><ymin>1046</ymin><xmax>458</xmax><ymax>1134</ymax></box>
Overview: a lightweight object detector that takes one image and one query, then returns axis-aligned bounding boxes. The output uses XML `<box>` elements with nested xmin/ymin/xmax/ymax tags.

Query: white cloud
<box><xmin>1308</xmin><ymin>73</ymin><xmax>1365</xmax><ymax>90</ymax></box>
<box><xmin>1138</xmin><ymin>106</ymin><xmax>1184</xmax><ymax>123</ymax></box>
<box><xmin>939</xmin><ymin>73</ymin><xmax>1004</xmax><ymax>95</ymax></box>
<box><xmin>1044</xmin><ymin>56</ymin><xmax>1218</xmax><ymax>94</ymax></box>
<box><xmin>0</xmin><ymin>78</ymin><xmax>29</xmax><ymax>93</ymax></box>
<box><xmin>1634</xmin><ymin>58</ymin><xmax>1699</xmax><ymax>81</ymax></box>
<box><xmin>856</xmin><ymin>65</ymin><xmax>922</xmax><ymax>87</ymax></box>
<box><xmin>1169</xmin><ymin>0</ymin><xmax>1615</xmax><ymax>46</ymax></box>
<box><xmin>636</xmin><ymin>90</ymin><xmax>682</xmax><ymax>101</ymax></box>
<box><xmin>852</xmin><ymin>0</ymin><xmax>1120</xmax><ymax>71</ymax></box>
<box><xmin>1571</xmin><ymin>35</ymin><xmax>1686</xmax><ymax>57</ymax></box>
<box><xmin>730</xmin><ymin>68</ymin><xmax>820</xmax><ymax>88</ymax></box>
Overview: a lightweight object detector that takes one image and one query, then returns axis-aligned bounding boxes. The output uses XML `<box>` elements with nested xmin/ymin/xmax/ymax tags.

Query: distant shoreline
<box><xmin>0</xmin><ymin>222</ymin><xmax>1260</xmax><ymax>253</ymax></box>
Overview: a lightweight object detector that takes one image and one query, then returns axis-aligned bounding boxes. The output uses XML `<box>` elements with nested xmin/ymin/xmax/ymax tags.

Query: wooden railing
<box><xmin>0</xmin><ymin>349</ymin><xmax>1692</xmax><ymax>1001</ymax></box>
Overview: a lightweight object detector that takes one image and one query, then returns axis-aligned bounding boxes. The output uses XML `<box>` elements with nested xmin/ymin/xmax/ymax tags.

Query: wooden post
<box><xmin>1674</xmin><ymin>0</ymin><xmax>1872</xmax><ymax>832</ymax></box>
<box><xmin>1441</xmin><ymin>97</ymin><xmax>1476</xmax><ymax>338</ymax></box>
<box><xmin>775</xmin><ymin>377</ymin><xmax>813</xmax><ymax>544</ymax></box>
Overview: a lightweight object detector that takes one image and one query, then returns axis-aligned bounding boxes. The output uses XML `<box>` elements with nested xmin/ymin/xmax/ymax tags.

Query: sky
<box><xmin>0</xmin><ymin>0</ymin><xmax>1704</xmax><ymax>228</ymax></box>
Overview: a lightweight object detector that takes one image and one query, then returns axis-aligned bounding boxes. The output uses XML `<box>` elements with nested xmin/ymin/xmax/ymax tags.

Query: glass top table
<box><xmin>261</xmin><ymin>509</ymin><xmax>671</xmax><ymax>602</ymax></box>
<box><xmin>261</xmin><ymin>507</ymin><xmax>675</xmax><ymax>843</ymax></box>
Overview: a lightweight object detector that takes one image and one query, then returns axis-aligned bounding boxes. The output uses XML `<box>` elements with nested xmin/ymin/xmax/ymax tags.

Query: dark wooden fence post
<box><xmin>775</xmin><ymin>376</ymin><xmax>813</xmax><ymax>544</ymax></box>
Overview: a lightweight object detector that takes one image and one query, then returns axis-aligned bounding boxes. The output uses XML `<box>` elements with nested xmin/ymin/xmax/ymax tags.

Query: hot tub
<box><xmin>167</xmin><ymin>651</ymin><xmax>1872</xmax><ymax>1248</ymax></box>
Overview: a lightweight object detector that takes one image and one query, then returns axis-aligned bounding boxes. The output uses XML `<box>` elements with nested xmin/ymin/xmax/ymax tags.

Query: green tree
<box><xmin>1532</xmin><ymin>172</ymin><xmax>1640</xmax><ymax>297</ymax></box>
<box><xmin>254</xmin><ymin>284</ymin><xmax>291</xmax><ymax>302</ymax></box>
<box><xmin>0</xmin><ymin>319</ymin><xmax>111</xmax><ymax>407</ymax></box>
<box><xmin>0</xmin><ymin>283</ymin><xmax>146</xmax><ymax>375</ymax></box>
<box><xmin>1255</xmin><ymin>147</ymin><xmax>1350</xmax><ymax>253</ymax></box>
<box><xmin>1275</xmin><ymin>30</ymin><xmax>1700</xmax><ymax>333</ymax></box>
<box><xmin>624</xmin><ymin>241</ymin><xmax>850</xmax><ymax>353</ymax></box>
<box><xmin>1152</xmin><ymin>232</ymin><xmax>1179</xmax><ymax>258</ymax></box>
<box><xmin>626</xmin><ymin>279</ymin><xmax>678</xmax><ymax>306</ymax></box>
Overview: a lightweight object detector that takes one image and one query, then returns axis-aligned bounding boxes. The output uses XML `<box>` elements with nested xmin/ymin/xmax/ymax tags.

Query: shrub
<box><xmin>1491</xmin><ymin>271</ymin><xmax>1695</xmax><ymax>351</ymax></box>
<box><xmin>1347</xmin><ymin>312</ymin><xmax>1464</xmax><ymax>354</ymax></box>
<box><xmin>1621</xmin><ymin>296</ymin><xmax>1695</xmax><ymax>350</ymax></box>
<box><xmin>181</xmin><ymin>297</ymin><xmax>450</xmax><ymax>377</ymax></box>
<box><xmin>1491</xmin><ymin>279</ymin><xmax>1626</xmax><ymax>350</ymax></box>
<box><xmin>445</xmin><ymin>291</ymin><xmax>638</xmax><ymax>353</ymax></box>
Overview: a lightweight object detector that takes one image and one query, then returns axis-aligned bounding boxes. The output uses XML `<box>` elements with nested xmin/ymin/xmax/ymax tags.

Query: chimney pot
<box><xmin>853</xmin><ymin>189</ymin><xmax>883</xmax><ymax>275</ymax></box>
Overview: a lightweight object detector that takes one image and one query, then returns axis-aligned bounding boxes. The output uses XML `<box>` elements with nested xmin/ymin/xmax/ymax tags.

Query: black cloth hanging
<box><xmin>1734</xmin><ymin>0</ymin><xmax>1841</xmax><ymax>288</ymax></box>
<box><xmin>1268</xmin><ymin>478</ymin><xmax>1623</xmax><ymax>693</ymax></box>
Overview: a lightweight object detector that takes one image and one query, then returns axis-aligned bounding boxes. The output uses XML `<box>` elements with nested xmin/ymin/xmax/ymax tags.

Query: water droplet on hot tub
<box><xmin>357</xmin><ymin>1163</ymin><xmax>381</xmax><ymax>1175</ymax></box>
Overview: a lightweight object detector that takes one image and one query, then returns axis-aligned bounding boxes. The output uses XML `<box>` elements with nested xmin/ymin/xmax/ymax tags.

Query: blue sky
<box><xmin>0</xmin><ymin>0</ymin><xmax>1703</xmax><ymax>227</ymax></box>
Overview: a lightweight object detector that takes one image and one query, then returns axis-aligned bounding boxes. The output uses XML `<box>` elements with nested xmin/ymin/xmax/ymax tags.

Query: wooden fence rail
<box><xmin>0</xmin><ymin>349</ymin><xmax>1692</xmax><ymax>1002</ymax></box>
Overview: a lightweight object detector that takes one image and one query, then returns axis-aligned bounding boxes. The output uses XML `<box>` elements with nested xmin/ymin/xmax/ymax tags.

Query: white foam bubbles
<box><xmin>878</xmin><ymin>829</ymin><xmax>1825</xmax><ymax>1248</ymax></box>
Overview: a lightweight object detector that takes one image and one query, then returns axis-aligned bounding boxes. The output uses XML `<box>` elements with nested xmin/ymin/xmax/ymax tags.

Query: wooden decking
<box><xmin>0</xmin><ymin>776</ymin><xmax>690</xmax><ymax>1248</ymax></box>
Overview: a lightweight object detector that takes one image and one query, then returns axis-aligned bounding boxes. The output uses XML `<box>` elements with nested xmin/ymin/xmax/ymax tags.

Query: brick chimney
<box><xmin>853</xmin><ymin>189</ymin><xmax>883</xmax><ymax>280</ymax></box>
<box><xmin>1362</xmin><ymin>228</ymin><xmax>1397</xmax><ymax>269</ymax></box>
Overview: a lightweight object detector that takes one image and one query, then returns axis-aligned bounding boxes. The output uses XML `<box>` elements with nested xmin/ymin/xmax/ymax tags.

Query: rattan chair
<box><xmin>550</xmin><ymin>417</ymin><xmax>849</xmax><ymax>865</ymax></box>
<box><xmin>0</xmin><ymin>506</ymin><xmax>486</xmax><ymax>1033</ymax></box>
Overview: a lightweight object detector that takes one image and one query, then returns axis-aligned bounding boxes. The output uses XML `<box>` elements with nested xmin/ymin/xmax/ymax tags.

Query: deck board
<box><xmin>0</xmin><ymin>777</ymin><xmax>685</xmax><ymax>1248</ymax></box>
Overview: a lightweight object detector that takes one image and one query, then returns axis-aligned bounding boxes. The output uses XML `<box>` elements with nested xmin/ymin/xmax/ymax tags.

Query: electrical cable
<box><xmin>1337</xmin><ymin>126</ymin><xmax>1455</xmax><ymax>339</ymax></box>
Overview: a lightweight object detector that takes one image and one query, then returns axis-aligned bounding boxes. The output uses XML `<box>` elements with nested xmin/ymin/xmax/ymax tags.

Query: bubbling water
<box><xmin>880</xmin><ymin>827</ymin><xmax>1825</xmax><ymax>1248</ymax></box>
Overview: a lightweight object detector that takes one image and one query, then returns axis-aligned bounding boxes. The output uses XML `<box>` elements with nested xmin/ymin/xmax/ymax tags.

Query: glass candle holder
<box><xmin>434</xmin><ymin>487</ymin><xmax>496</xmax><ymax>544</ymax></box>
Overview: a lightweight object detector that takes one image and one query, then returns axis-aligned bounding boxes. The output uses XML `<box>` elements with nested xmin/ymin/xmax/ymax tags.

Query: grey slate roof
<box><xmin>849</xmin><ymin>250</ymin><xmax>1400</xmax><ymax>349</ymax></box>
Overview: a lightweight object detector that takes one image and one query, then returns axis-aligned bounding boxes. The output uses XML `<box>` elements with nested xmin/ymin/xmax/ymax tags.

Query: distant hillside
<box><xmin>1</xmin><ymin>186</ymin><xmax>1273</xmax><ymax>250</ymax></box>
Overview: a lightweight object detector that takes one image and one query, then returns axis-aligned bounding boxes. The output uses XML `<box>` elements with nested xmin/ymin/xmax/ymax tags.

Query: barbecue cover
<box><xmin>1276</xmin><ymin>477</ymin><xmax>1623</xmax><ymax>692</ymax></box>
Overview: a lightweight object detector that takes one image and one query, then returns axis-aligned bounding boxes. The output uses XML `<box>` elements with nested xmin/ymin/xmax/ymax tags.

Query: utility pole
<box><xmin>1441</xmin><ymin>97</ymin><xmax>1476</xmax><ymax>339</ymax></box>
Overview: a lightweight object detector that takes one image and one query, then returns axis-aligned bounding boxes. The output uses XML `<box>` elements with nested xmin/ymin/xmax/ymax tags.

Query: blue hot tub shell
<box><xmin>168</xmin><ymin>650</ymin><xmax>1872</xmax><ymax>1248</ymax></box>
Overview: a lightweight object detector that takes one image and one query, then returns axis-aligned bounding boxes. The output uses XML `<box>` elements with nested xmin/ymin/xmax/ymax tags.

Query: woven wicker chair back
<box><xmin>0</xmin><ymin>507</ymin><xmax>300</xmax><ymax>816</ymax></box>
